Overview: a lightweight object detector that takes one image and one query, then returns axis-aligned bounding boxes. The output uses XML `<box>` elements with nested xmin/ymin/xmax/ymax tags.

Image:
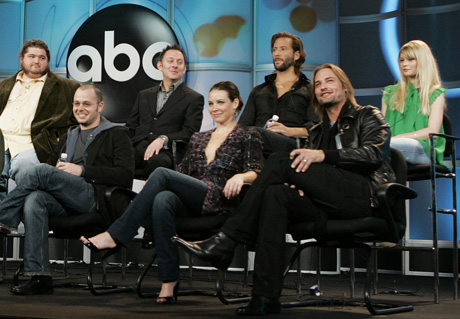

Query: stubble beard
<box><xmin>274</xmin><ymin>56</ymin><xmax>295</xmax><ymax>72</ymax></box>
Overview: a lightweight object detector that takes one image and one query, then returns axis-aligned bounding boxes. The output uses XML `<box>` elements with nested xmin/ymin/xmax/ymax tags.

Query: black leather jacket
<box><xmin>306</xmin><ymin>103</ymin><xmax>395</xmax><ymax>207</ymax></box>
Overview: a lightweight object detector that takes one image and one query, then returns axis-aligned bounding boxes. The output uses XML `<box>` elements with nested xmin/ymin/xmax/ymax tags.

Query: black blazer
<box><xmin>126</xmin><ymin>82</ymin><xmax>204</xmax><ymax>149</ymax></box>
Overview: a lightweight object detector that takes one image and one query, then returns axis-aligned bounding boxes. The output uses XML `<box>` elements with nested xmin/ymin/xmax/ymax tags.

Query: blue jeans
<box><xmin>390</xmin><ymin>138</ymin><xmax>430</xmax><ymax>164</ymax></box>
<box><xmin>2</xmin><ymin>149</ymin><xmax>41</xmax><ymax>183</ymax></box>
<box><xmin>0</xmin><ymin>149</ymin><xmax>41</xmax><ymax>201</ymax></box>
<box><xmin>0</xmin><ymin>164</ymin><xmax>96</xmax><ymax>276</ymax></box>
<box><xmin>108</xmin><ymin>167</ymin><xmax>208</xmax><ymax>282</ymax></box>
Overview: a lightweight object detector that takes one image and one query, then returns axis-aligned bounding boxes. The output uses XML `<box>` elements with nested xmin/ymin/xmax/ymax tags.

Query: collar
<box><xmin>314</xmin><ymin>102</ymin><xmax>356</xmax><ymax>130</ymax></box>
<box><xmin>407</xmin><ymin>82</ymin><xmax>419</xmax><ymax>94</ymax></box>
<box><xmin>264</xmin><ymin>72</ymin><xmax>309</xmax><ymax>84</ymax></box>
<box><xmin>160</xmin><ymin>78</ymin><xmax>183</xmax><ymax>93</ymax></box>
<box><xmin>16</xmin><ymin>71</ymin><xmax>47</xmax><ymax>83</ymax></box>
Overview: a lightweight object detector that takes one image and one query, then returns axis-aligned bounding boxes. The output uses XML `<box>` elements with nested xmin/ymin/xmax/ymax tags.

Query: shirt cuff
<box><xmin>160</xmin><ymin>135</ymin><xmax>169</xmax><ymax>149</ymax></box>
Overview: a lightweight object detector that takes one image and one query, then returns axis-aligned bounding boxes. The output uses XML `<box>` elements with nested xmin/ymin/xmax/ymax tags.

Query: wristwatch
<box><xmin>159</xmin><ymin>135</ymin><xmax>168</xmax><ymax>149</ymax></box>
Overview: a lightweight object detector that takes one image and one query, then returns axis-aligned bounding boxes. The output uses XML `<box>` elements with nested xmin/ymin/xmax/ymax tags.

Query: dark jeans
<box><xmin>108</xmin><ymin>167</ymin><xmax>208</xmax><ymax>282</ymax></box>
<box><xmin>222</xmin><ymin>152</ymin><xmax>373</xmax><ymax>299</ymax></box>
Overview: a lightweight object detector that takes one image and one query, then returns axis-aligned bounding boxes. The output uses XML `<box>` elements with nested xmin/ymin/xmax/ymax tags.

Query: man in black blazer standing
<box><xmin>126</xmin><ymin>44</ymin><xmax>204</xmax><ymax>179</ymax></box>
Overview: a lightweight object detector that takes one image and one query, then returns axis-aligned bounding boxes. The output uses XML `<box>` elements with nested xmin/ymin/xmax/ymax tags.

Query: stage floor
<box><xmin>0</xmin><ymin>260</ymin><xmax>459</xmax><ymax>319</ymax></box>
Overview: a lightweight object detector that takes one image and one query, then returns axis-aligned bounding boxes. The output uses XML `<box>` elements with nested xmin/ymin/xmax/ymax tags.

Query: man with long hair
<box><xmin>239</xmin><ymin>32</ymin><xmax>318</xmax><ymax>155</ymax></box>
<box><xmin>174</xmin><ymin>64</ymin><xmax>395</xmax><ymax>316</ymax></box>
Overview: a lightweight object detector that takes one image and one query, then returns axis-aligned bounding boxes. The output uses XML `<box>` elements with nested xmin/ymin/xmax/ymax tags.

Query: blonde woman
<box><xmin>382</xmin><ymin>40</ymin><xmax>446</xmax><ymax>165</ymax></box>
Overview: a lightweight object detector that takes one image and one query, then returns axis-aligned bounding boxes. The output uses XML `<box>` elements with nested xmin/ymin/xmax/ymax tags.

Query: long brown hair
<box><xmin>311</xmin><ymin>63</ymin><xmax>357</xmax><ymax>116</ymax></box>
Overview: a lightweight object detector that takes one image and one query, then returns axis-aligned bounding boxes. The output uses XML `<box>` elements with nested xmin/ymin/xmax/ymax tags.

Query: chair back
<box><xmin>288</xmin><ymin>148</ymin><xmax>413</xmax><ymax>244</ymax></box>
<box><xmin>387</xmin><ymin>148</ymin><xmax>410</xmax><ymax>240</ymax></box>
<box><xmin>49</xmin><ymin>186</ymin><xmax>136</xmax><ymax>239</ymax></box>
<box><xmin>391</xmin><ymin>147</ymin><xmax>407</xmax><ymax>185</ymax></box>
<box><xmin>104</xmin><ymin>186</ymin><xmax>137</xmax><ymax>223</ymax></box>
<box><xmin>442</xmin><ymin>114</ymin><xmax>453</xmax><ymax>158</ymax></box>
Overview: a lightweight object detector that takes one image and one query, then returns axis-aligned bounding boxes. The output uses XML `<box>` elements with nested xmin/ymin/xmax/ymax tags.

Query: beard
<box><xmin>273</xmin><ymin>56</ymin><xmax>295</xmax><ymax>72</ymax></box>
<box><xmin>319</xmin><ymin>101</ymin><xmax>335</xmax><ymax>109</ymax></box>
<box><xmin>21</xmin><ymin>63</ymin><xmax>49</xmax><ymax>78</ymax></box>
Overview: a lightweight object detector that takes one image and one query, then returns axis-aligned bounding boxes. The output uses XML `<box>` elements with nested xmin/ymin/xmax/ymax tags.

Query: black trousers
<box><xmin>134</xmin><ymin>140</ymin><xmax>173</xmax><ymax>179</ymax></box>
<box><xmin>255</xmin><ymin>127</ymin><xmax>299</xmax><ymax>157</ymax></box>
<box><xmin>222</xmin><ymin>152</ymin><xmax>373</xmax><ymax>298</ymax></box>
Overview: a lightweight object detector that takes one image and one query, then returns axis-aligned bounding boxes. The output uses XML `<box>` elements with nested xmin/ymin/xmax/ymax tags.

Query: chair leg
<box><xmin>450</xmin><ymin>166</ymin><xmax>458</xmax><ymax>300</ymax></box>
<box><xmin>315</xmin><ymin>246</ymin><xmax>321</xmax><ymax>293</ymax></box>
<box><xmin>188</xmin><ymin>253</ymin><xmax>194</xmax><ymax>286</ymax></box>
<box><xmin>243</xmin><ymin>245</ymin><xmax>249</xmax><ymax>287</ymax></box>
<box><xmin>372</xmin><ymin>247</ymin><xmax>378</xmax><ymax>295</ymax></box>
<box><xmin>431</xmin><ymin>208</ymin><xmax>440</xmax><ymax>304</ymax></box>
<box><xmin>87</xmin><ymin>250</ymin><xmax>133</xmax><ymax>296</ymax></box>
<box><xmin>364</xmin><ymin>248</ymin><xmax>414</xmax><ymax>315</ymax></box>
<box><xmin>216</xmin><ymin>269</ymin><xmax>251</xmax><ymax>305</ymax></box>
<box><xmin>429</xmin><ymin>140</ymin><xmax>441</xmax><ymax>304</ymax></box>
<box><xmin>453</xmin><ymin>210</ymin><xmax>458</xmax><ymax>300</ymax></box>
<box><xmin>349</xmin><ymin>249</ymin><xmax>355</xmax><ymax>298</ymax></box>
<box><xmin>136</xmin><ymin>252</ymin><xmax>158</xmax><ymax>298</ymax></box>
<box><xmin>450</xmin><ymin>139</ymin><xmax>458</xmax><ymax>300</ymax></box>
<box><xmin>63</xmin><ymin>238</ymin><xmax>69</xmax><ymax>278</ymax></box>
<box><xmin>2</xmin><ymin>236</ymin><xmax>7</xmax><ymax>276</ymax></box>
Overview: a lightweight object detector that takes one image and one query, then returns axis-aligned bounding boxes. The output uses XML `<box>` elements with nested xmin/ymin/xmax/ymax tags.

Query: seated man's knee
<box><xmin>265</xmin><ymin>184</ymin><xmax>292</xmax><ymax>200</ymax></box>
<box><xmin>26</xmin><ymin>163</ymin><xmax>54</xmax><ymax>177</ymax></box>
<box><xmin>10</xmin><ymin>151</ymin><xmax>40</xmax><ymax>180</ymax></box>
<box><xmin>23</xmin><ymin>191</ymin><xmax>48</xmax><ymax>216</ymax></box>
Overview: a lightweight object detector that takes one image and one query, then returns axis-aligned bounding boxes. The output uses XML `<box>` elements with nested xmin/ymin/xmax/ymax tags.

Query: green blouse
<box><xmin>383</xmin><ymin>83</ymin><xmax>447</xmax><ymax>165</ymax></box>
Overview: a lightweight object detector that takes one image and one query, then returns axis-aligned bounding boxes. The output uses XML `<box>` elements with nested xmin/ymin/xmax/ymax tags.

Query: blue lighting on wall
<box><xmin>380</xmin><ymin>0</ymin><xmax>460</xmax><ymax>98</ymax></box>
<box><xmin>380</xmin><ymin>0</ymin><xmax>400</xmax><ymax>81</ymax></box>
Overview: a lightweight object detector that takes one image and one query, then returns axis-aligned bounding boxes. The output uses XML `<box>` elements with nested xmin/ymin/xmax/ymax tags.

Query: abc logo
<box><xmin>68</xmin><ymin>31</ymin><xmax>170</xmax><ymax>82</ymax></box>
<box><xmin>67</xmin><ymin>4</ymin><xmax>179</xmax><ymax>122</ymax></box>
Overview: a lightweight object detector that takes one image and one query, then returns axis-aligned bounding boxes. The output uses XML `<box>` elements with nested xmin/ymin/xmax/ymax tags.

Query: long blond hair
<box><xmin>391</xmin><ymin>40</ymin><xmax>442</xmax><ymax>115</ymax></box>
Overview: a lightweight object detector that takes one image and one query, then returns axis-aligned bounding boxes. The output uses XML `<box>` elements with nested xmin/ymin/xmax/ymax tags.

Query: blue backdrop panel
<box><xmin>256</xmin><ymin>0</ymin><xmax>338</xmax><ymax>66</ymax></box>
<box><xmin>187</xmin><ymin>71</ymin><xmax>251</xmax><ymax>132</ymax></box>
<box><xmin>174</xmin><ymin>0</ymin><xmax>251</xmax><ymax>65</ymax></box>
<box><xmin>0</xmin><ymin>2</ymin><xmax>22</xmax><ymax>72</ymax></box>
<box><xmin>24</xmin><ymin>0</ymin><xmax>91</xmax><ymax>68</ymax></box>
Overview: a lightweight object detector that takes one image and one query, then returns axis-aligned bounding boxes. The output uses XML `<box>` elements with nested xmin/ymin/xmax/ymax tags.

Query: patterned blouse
<box><xmin>178</xmin><ymin>125</ymin><xmax>263</xmax><ymax>215</ymax></box>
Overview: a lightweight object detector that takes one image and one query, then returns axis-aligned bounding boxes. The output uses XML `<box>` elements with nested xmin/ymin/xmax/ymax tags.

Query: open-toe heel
<box><xmin>81</xmin><ymin>237</ymin><xmax>119</xmax><ymax>258</ymax></box>
<box><xmin>156</xmin><ymin>281</ymin><xmax>180</xmax><ymax>305</ymax></box>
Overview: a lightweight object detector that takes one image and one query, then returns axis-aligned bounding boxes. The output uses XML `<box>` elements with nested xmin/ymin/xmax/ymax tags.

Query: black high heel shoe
<box><xmin>81</xmin><ymin>237</ymin><xmax>120</xmax><ymax>259</ymax></box>
<box><xmin>156</xmin><ymin>281</ymin><xmax>180</xmax><ymax>305</ymax></box>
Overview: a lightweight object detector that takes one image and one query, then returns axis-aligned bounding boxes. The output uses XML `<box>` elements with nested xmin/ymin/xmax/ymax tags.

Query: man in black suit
<box><xmin>126</xmin><ymin>44</ymin><xmax>204</xmax><ymax>179</ymax></box>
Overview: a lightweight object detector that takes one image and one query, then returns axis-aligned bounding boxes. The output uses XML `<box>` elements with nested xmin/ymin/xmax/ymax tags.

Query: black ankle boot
<box><xmin>236</xmin><ymin>295</ymin><xmax>281</xmax><ymax>316</ymax></box>
<box><xmin>172</xmin><ymin>231</ymin><xmax>237</xmax><ymax>270</ymax></box>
